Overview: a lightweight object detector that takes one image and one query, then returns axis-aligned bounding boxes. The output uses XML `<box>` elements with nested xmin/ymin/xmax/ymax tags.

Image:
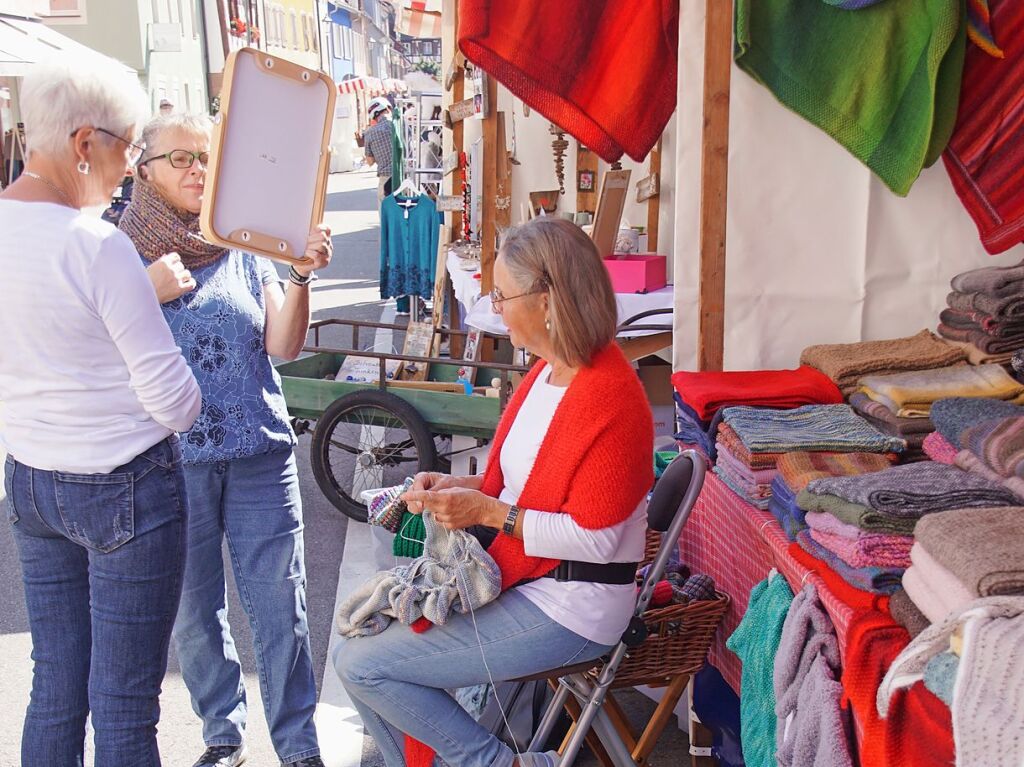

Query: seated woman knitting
<box><xmin>334</xmin><ymin>217</ymin><xmax>654</xmax><ymax>767</ymax></box>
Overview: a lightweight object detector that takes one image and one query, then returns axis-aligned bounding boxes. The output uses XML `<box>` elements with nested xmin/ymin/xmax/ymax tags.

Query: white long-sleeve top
<box><xmin>0</xmin><ymin>201</ymin><xmax>201</xmax><ymax>473</ymax></box>
<box><xmin>500</xmin><ymin>366</ymin><xmax>647</xmax><ymax>646</ymax></box>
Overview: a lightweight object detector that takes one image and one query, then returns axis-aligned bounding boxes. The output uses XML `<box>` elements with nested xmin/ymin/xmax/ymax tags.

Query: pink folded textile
<box><xmin>715</xmin><ymin>442</ymin><xmax>777</xmax><ymax>489</ymax></box>
<box><xmin>808</xmin><ymin>527</ymin><xmax>913</xmax><ymax>569</ymax></box>
<box><xmin>955</xmin><ymin>449</ymin><xmax>1024</xmax><ymax>500</ymax></box>
<box><xmin>804</xmin><ymin>509</ymin><xmax>863</xmax><ymax>539</ymax></box>
<box><xmin>922</xmin><ymin>431</ymin><xmax>958</xmax><ymax>464</ymax></box>
<box><xmin>903</xmin><ymin>542</ymin><xmax>975</xmax><ymax>623</ymax></box>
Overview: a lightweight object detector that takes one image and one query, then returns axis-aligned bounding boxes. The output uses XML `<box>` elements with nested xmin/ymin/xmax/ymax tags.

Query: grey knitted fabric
<box><xmin>950</xmin><ymin>261</ymin><xmax>1024</xmax><ymax>296</ymax></box>
<box><xmin>930</xmin><ymin>397</ymin><xmax>1024</xmax><ymax>448</ymax></box>
<box><xmin>806</xmin><ymin>462</ymin><xmax>1020</xmax><ymax>518</ymax></box>
<box><xmin>335</xmin><ymin>512</ymin><xmax>501</xmax><ymax>638</ymax></box>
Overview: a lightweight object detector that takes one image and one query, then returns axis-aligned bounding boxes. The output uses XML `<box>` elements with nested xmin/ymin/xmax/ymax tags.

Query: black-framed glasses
<box><xmin>490</xmin><ymin>287</ymin><xmax>545</xmax><ymax>314</ymax></box>
<box><xmin>138</xmin><ymin>149</ymin><xmax>210</xmax><ymax>170</ymax></box>
<box><xmin>71</xmin><ymin>127</ymin><xmax>146</xmax><ymax>164</ymax></box>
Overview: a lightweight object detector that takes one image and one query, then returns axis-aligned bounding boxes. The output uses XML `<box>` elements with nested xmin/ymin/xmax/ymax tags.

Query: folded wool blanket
<box><xmin>953</xmin><ymin>448</ymin><xmax>1024</xmax><ymax>500</ymax></box>
<box><xmin>335</xmin><ymin>512</ymin><xmax>501</xmax><ymax>637</ymax></box>
<box><xmin>942</xmin><ymin>338</ymin><xmax>1015</xmax><ymax>366</ymax></box>
<box><xmin>776</xmin><ymin>450</ymin><xmax>897</xmax><ymax>493</ymax></box>
<box><xmin>890</xmin><ymin>587</ymin><xmax>932</xmax><ymax>638</ymax></box>
<box><xmin>948</xmin><ymin>289</ymin><xmax>1024</xmax><ymax>320</ymax></box>
<box><xmin>717</xmin><ymin>423</ymin><xmax>783</xmax><ymax>469</ymax></box>
<box><xmin>923</xmin><ymin>651</ymin><xmax>958</xmax><ymax>707</ymax></box>
<box><xmin>801</xmin><ymin>331</ymin><xmax>966</xmax><ymax>396</ymax></box>
<box><xmin>937</xmin><ymin>322</ymin><xmax>1024</xmax><ymax>352</ymax></box>
<box><xmin>670</xmin><ymin>366</ymin><xmax>842</xmax><ymax>421</ymax></box>
<box><xmin>714</xmin><ymin>465</ymin><xmax>773</xmax><ymax>509</ymax></box>
<box><xmin>809</xmin><ymin>528</ymin><xmax>913</xmax><ymax>569</ymax></box>
<box><xmin>930</xmin><ymin>396</ymin><xmax>1024</xmax><ymax>447</ymax></box>
<box><xmin>716</xmin><ymin>442</ymin><xmax>778</xmax><ymax>488</ymax></box>
<box><xmin>905</xmin><ymin>544</ymin><xmax>976</xmax><ymax>622</ymax></box>
<box><xmin>1015</xmin><ymin>347</ymin><xmax>1024</xmax><ymax>381</ymax></box>
<box><xmin>878</xmin><ymin>597</ymin><xmax>1024</xmax><ymax>767</ymax></box>
<box><xmin>961</xmin><ymin>416</ymin><xmax>1024</xmax><ymax>478</ymax></box>
<box><xmin>674</xmin><ymin>408</ymin><xmax>717</xmax><ymax>459</ymax></box>
<box><xmin>770</xmin><ymin>475</ymin><xmax>806</xmax><ymax>541</ymax></box>
<box><xmin>726</xmin><ymin>574</ymin><xmax>794</xmax><ymax>767</ymax></box>
<box><xmin>796</xmin><ymin>531</ymin><xmax>904</xmax><ymax>595</ymax></box>
<box><xmin>915</xmin><ymin>506</ymin><xmax>1024</xmax><ymax>597</ymax></box>
<box><xmin>807</xmin><ymin>461</ymin><xmax>1022</xmax><ymax>517</ymax></box>
<box><xmin>922</xmin><ymin>431</ymin><xmax>958</xmax><ymax>464</ymax></box>
<box><xmin>734</xmin><ymin>0</ymin><xmax>965</xmax><ymax>196</ymax></box>
<box><xmin>848</xmin><ymin>392</ymin><xmax>935</xmax><ymax>435</ymax></box>
<box><xmin>951</xmin><ymin>261</ymin><xmax>1024</xmax><ymax>296</ymax></box>
<box><xmin>859</xmin><ymin>363</ymin><xmax>1024</xmax><ymax>418</ymax></box>
<box><xmin>939</xmin><ymin>307</ymin><xmax>984</xmax><ymax>332</ymax></box>
<box><xmin>844</xmin><ymin>608</ymin><xmax>955</xmax><ymax>767</ymax></box>
<box><xmin>797</xmin><ymin>489</ymin><xmax>918</xmax><ymax>535</ymax></box>
<box><xmin>939</xmin><ymin>308</ymin><xmax>1024</xmax><ymax>338</ymax></box>
<box><xmin>722</xmin><ymin>405</ymin><xmax>906</xmax><ymax>455</ymax></box>
<box><xmin>773</xmin><ymin>585</ymin><xmax>854</xmax><ymax>767</ymax></box>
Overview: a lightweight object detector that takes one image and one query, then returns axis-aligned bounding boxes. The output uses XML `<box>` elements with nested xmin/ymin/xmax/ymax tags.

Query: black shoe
<box><xmin>192</xmin><ymin>744</ymin><xmax>247</xmax><ymax>767</ymax></box>
<box><xmin>283</xmin><ymin>757</ymin><xmax>325</xmax><ymax>767</ymax></box>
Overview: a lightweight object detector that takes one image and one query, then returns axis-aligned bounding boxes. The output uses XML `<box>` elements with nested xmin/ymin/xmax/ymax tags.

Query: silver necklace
<box><xmin>22</xmin><ymin>171</ymin><xmax>75</xmax><ymax>207</ymax></box>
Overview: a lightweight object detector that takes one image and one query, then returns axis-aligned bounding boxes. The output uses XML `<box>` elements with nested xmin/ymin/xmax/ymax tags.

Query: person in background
<box><xmin>361</xmin><ymin>96</ymin><xmax>395</xmax><ymax>205</ymax></box>
<box><xmin>334</xmin><ymin>217</ymin><xmax>654</xmax><ymax>767</ymax></box>
<box><xmin>0</xmin><ymin>52</ymin><xmax>201</xmax><ymax>766</ymax></box>
<box><xmin>118</xmin><ymin>112</ymin><xmax>331</xmax><ymax>767</ymax></box>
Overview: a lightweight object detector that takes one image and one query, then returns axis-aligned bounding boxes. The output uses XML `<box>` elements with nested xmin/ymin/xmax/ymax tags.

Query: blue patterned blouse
<box><xmin>157</xmin><ymin>251</ymin><xmax>295</xmax><ymax>465</ymax></box>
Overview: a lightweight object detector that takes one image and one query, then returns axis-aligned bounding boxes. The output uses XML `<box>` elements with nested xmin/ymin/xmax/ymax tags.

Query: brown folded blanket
<box><xmin>800</xmin><ymin>330</ymin><xmax>965</xmax><ymax>396</ymax></box>
<box><xmin>889</xmin><ymin>587</ymin><xmax>931</xmax><ymax>638</ymax></box>
<box><xmin>914</xmin><ymin>506</ymin><xmax>1024</xmax><ymax>597</ymax></box>
<box><xmin>849</xmin><ymin>392</ymin><xmax>935</xmax><ymax>435</ymax></box>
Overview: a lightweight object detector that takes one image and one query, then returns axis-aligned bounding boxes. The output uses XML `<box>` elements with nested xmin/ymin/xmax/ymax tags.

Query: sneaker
<box><xmin>283</xmin><ymin>757</ymin><xmax>325</xmax><ymax>767</ymax></box>
<box><xmin>192</xmin><ymin>744</ymin><xmax>247</xmax><ymax>767</ymax></box>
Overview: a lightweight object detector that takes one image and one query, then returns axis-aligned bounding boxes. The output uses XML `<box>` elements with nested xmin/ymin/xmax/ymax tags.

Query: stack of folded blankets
<box><xmin>938</xmin><ymin>261</ymin><xmax>1024</xmax><ymax>365</ymax></box>
<box><xmin>800</xmin><ymin>330</ymin><xmax>965</xmax><ymax>397</ymax></box>
<box><xmin>899</xmin><ymin>506</ymin><xmax>1024</xmax><ymax>626</ymax></box>
<box><xmin>796</xmin><ymin>462</ymin><xmax>1021</xmax><ymax>594</ymax></box>
<box><xmin>713</xmin><ymin>404</ymin><xmax>905</xmax><ymax>509</ymax></box>
<box><xmin>930</xmin><ymin>397</ymin><xmax>1024</xmax><ymax>500</ymax></box>
<box><xmin>670</xmin><ymin>366</ymin><xmax>843</xmax><ymax>459</ymax></box>
<box><xmin>769</xmin><ymin>452</ymin><xmax>897</xmax><ymax>540</ymax></box>
<box><xmin>849</xmin><ymin>391</ymin><xmax>933</xmax><ymax>461</ymax></box>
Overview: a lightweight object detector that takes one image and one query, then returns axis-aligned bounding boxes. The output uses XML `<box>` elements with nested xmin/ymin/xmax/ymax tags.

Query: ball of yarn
<box><xmin>680</xmin><ymin>573</ymin><xmax>717</xmax><ymax>602</ymax></box>
<box><xmin>650</xmin><ymin>580</ymin><xmax>674</xmax><ymax>607</ymax></box>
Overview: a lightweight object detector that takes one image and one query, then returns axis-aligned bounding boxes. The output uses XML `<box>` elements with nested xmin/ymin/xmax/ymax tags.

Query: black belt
<box><xmin>542</xmin><ymin>560</ymin><xmax>638</xmax><ymax>585</ymax></box>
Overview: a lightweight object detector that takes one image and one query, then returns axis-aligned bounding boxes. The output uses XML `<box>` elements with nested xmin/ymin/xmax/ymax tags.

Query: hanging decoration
<box><xmin>460</xmin><ymin>151</ymin><xmax>471</xmax><ymax>241</ymax></box>
<box><xmin>549</xmin><ymin>123</ymin><xmax>569</xmax><ymax>194</ymax></box>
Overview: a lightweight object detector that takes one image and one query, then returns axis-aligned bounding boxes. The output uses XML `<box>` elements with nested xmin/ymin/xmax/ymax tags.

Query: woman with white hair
<box><xmin>0</xmin><ymin>52</ymin><xmax>201</xmax><ymax>766</ymax></box>
<box><xmin>118</xmin><ymin>112</ymin><xmax>331</xmax><ymax>767</ymax></box>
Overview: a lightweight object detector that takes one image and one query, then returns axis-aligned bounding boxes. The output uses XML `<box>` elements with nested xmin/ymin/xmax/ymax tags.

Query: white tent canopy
<box><xmin>0</xmin><ymin>14</ymin><xmax>135</xmax><ymax>77</ymax></box>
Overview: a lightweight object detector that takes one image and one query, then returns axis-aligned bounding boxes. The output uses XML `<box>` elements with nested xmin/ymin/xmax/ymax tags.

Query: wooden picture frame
<box><xmin>436</xmin><ymin>195</ymin><xmax>463</xmax><ymax>212</ymax></box>
<box><xmin>200</xmin><ymin>47</ymin><xmax>335</xmax><ymax>267</ymax></box>
<box><xmin>457</xmin><ymin>328</ymin><xmax>483</xmax><ymax>385</ymax></box>
<box><xmin>590</xmin><ymin>169</ymin><xmax>632</xmax><ymax>257</ymax></box>
<box><xmin>577</xmin><ymin>169</ymin><xmax>596</xmax><ymax>193</ymax></box>
<box><xmin>396</xmin><ymin>321</ymin><xmax>435</xmax><ymax>381</ymax></box>
<box><xmin>529</xmin><ymin>190</ymin><xmax>560</xmax><ymax>216</ymax></box>
<box><xmin>636</xmin><ymin>173</ymin><xmax>660</xmax><ymax>203</ymax></box>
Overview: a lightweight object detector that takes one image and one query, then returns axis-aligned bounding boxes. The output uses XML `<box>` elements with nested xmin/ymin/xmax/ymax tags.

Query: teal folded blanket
<box><xmin>734</xmin><ymin>0</ymin><xmax>966</xmax><ymax>195</ymax></box>
<box><xmin>722</xmin><ymin>404</ymin><xmax>906</xmax><ymax>454</ymax></box>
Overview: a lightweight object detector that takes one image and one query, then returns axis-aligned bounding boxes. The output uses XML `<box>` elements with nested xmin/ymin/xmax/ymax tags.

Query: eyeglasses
<box><xmin>490</xmin><ymin>287</ymin><xmax>545</xmax><ymax>314</ymax></box>
<box><xmin>71</xmin><ymin>127</ymin><xmax>146</xmax><ymax>165</ymax></box>
<box><xmin>138</xmin><ymin>149</ymin><xmax>210</xmax><ymax>170</ymax></box>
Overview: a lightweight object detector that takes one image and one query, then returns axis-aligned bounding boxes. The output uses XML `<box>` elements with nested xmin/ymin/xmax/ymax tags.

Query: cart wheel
<box><xmin>310</xmin><ymin>390</ymin><xmax>437</xmax><ymax>522</ymax></box>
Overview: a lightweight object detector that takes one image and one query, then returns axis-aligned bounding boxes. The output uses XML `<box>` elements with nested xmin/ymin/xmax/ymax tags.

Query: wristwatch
<box><xmin>502</xmin><ymin>504</ymin><xmax>522</xmax><ymax>536</ymax></box>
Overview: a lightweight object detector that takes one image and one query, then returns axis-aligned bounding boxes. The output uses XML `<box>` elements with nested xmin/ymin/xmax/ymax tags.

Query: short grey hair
<box><xmin>20</xmin><ymin>52</ymin><xmax>148</xmax><ymax>157</ymax></box>
<box><xmin>138</xmin><ymin>113</ymin><xmax>213</xmax><ymax>165</ymax></box>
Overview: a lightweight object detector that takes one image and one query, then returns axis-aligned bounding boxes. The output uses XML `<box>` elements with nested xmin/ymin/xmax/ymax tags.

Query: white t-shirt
<box><xmin>499</xmin><ymin>366</ymin><xmax>646</xmax><ymax>646</ymax></box>
<box><xmin>0</xmin><ymin>200</ymin><xmax>201</xmax><ymax>473</ymax></box>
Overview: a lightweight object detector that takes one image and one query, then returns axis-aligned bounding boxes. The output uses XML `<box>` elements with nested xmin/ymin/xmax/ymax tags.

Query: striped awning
<box><xmin>338</xmin><ymin>77</ymin><xmax>408</xmax><ymax>96</ymax></box>
<box><xmin>404</xmin><ymin>0</ymin><xmax>442</xmax><ymax>12</ymax></box>
<box><xmin>398</xmin><ymin>7</ymin><xmax>441</xmax><ymax>38</ymax></box>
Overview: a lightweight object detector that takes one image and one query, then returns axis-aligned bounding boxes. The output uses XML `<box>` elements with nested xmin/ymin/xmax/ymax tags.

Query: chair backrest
<box><xmin>634</xmin><ymin>450</ymin><xmax>707</xmax><ymax>616</ymax></box>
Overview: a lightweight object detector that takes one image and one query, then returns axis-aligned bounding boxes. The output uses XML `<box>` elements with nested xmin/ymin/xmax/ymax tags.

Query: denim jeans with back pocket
<box><xmin>4</xmin><ymin>435</ymin><xmax>188</xmax><ymax>767</ymax></box>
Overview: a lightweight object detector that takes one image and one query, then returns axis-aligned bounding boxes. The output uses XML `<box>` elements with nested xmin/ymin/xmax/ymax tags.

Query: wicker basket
<box><xmin>606</xmin><ymin>530</ymin><xmax>730</xmax><ymax>688</ymax></box>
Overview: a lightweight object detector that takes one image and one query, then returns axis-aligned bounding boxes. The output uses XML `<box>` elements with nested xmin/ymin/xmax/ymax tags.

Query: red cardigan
<box><xmin>480</xmin><ymin>342</ymin><xmax>655</xmax><ymax>589</ymax></box>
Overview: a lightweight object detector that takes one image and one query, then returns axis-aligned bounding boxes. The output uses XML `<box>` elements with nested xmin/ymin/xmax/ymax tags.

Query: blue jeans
<box><xmin>334</xmin><ymin>589</ymin><xmax>611</xmax><ymax>767</ymax></box>
<box><xmin>172</xmin><ymin>449</ymin><xmax>318</xmax><ymax>762</ymax></box>
<box><xmin>4</xmin><ymin>436</ymin><xmax>187</xmax><ymax>767</ymax></box>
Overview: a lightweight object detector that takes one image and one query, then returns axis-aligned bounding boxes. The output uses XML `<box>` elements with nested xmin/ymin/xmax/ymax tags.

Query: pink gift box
<box><xmin>603</xmin><ymin>254</ymin><xmax>667</xmax><ymax>294</ymax></box>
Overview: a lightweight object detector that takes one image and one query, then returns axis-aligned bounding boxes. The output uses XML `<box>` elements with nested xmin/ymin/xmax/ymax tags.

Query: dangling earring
<box><xmin>77</xmin><ymin>161</ymin><xmax>90</xmax><ymax>176</ymax></box>
<box><xmin>545</xmin><ymin>317</ymin><xmax>551</xmax><ymax>332</ymax></box>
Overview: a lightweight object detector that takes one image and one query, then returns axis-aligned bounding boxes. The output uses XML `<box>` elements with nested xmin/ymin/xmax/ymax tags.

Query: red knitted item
<box><xmin>404</xmin><ymin>343</ymin><xmax>655</xmax><ymax>767</ymax></box>
<box><xmin>842</xmin><ymin>609</ymin><xmax>953</xmax><ymax>767</ymax></box>
<box><xmin>787</xmin><ymin>542</ymin><xmax>891</xmax><ymax>613</ymax></box>
<box><xmin>671</xmin><ymin>366</ymin><xmax>844</xmax><ymax>421</ymax></box>
<box><xmin>650</xmin><ymin>580</ymin><xmax>674</xmax><ymax>607</ymax></box>
<box><xmin>457</xmin><ymin>0</ymin><xmax>678</xmax><ymax>163</ymax></box>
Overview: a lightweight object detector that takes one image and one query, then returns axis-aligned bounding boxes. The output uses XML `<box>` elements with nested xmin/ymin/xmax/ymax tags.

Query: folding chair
<box><xmin>515</xmin><ymin>450</ymin><xmax>728</xmax><ymax>767</ymax></box>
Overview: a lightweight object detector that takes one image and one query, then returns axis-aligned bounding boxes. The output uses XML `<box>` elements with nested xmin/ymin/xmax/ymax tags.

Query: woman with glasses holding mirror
<box><xmin>0</xmin><ymin>53</ymin><xmax>201</xmax><ymax>766</ymax></box>
<box><xmin>118</xmin><ymin>113</ymin><xmax>331</xmax><ymax>767</ymax></box>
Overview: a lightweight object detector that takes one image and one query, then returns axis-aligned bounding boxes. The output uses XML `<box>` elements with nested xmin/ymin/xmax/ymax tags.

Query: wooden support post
<box><xmin>495</xmin><ymin>112</ymin><xmax>512</xmax><ymax>231</ymax></box>
<box><xmin>647</xmin><ymin>139</ymin><xmax>662</xmax><ymax>253</ymax></box>
<box><xmin>697</xmin><ymin>0</ymin><xmax>733</xmax><ymax>372</ymax></box>
<box><xmin>480</xmin><ymin>73</ymin><xmax>499</xmax><ymax>293</ymax></box>
<box><xmin>442</xmin><ymin>0</ymin><xmax>464</xmax><ymax>240</ymax></box>
<box><xmin>576</xmin><ymin>141</ymin><xmax>598</xmax><ymax>214</ymax></box>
